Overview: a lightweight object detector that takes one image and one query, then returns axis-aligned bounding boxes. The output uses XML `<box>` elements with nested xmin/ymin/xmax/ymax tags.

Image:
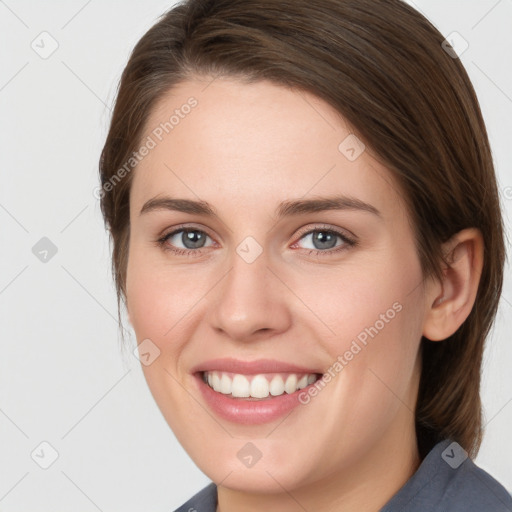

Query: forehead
<box><xmin>131</xmin><ymin>77</ymin><xmax>407</xmax><ymax>222</ymax></box>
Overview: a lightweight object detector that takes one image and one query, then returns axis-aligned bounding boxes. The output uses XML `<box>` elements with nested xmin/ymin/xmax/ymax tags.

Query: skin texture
<box><xmin>125</xmin><ymin>77</ymin><xmax>484</xmax><ymax>512</ymax></box>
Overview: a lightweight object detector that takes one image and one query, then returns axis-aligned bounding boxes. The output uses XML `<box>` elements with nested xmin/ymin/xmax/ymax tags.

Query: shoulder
<box><xmin>172</xmin><ymin>482</ymin><xmax>217</xmax><ymax>512</ymax></box>
<box><xmin>445</xmin><ymin>454</ymin><xmax>512</xmax><ymax>511</ymax></box>
<box><xmin>382</xmin><ymin>439</ymin><xmax>512</xmax><ymax>511</ymax></box>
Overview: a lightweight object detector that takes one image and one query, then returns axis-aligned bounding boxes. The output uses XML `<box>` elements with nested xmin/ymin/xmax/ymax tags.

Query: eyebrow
<box><xmin>139</xmin><ymin>195</ymin><xmax>381</xmax><ymax>218</ymax></box>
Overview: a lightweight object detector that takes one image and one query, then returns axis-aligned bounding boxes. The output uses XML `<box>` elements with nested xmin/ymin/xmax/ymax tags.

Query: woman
<box><xmin>98</xmin><ymin>0</ymin><xmax>512</xmax><ymax>510</ymax></box>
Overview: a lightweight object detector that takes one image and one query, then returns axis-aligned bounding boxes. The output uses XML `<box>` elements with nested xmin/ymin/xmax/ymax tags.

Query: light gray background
<box><xmin>0</xmin><ymin>1</ymin><xmax>511</xmax><ymax>510</ymax></box>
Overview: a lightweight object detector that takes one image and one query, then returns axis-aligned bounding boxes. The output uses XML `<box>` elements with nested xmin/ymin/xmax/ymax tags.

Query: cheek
<box><xmin>125</xmin><ymin>247</ymin><xmax>181</xmax><ymax>343</ymax></box>
<box><xmin>125</xmin><ymin>252</ymin><xmax>194</xmax><ymax>408</ymax></box>
<box><xmin>125</xmin><ymin>247</ymin><xmax>214</xmax><ymax>368</ymax></box>
<box><xmin>305</xmin><ymin>249</ymin><xmax>424</xmax><ymax>387</ymax></box>
<box><xmin>295</xmin><ymin>256</ymin><xmax>416</xmax><ymax>341</ymax></box>
<box><xmin>125</xmin><ymin>269</ymin><xmax>164</xmax><ymax>338</ymax></box>
<box><xmin>337</xmin><ymin>281</ymin><xmax>424</xmax><ymax>420</ymax></box>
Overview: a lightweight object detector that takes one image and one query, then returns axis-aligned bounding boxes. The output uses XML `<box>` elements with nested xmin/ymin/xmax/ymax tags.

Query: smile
<box><xmin>191</xmin><ymin>359</ymin><xmax>324</xmax><ymax>424</ymax></box>
<box><xmin>202</xmin><ymin>371</ymin><xmax>319</xmax><ymax>399</ymax></box>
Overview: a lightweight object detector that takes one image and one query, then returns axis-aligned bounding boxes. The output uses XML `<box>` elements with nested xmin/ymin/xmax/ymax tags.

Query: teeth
<box><xmin>284</xmin><ymin>374</ymin><xmax>298</xmax><ymax>394</ymax></box>
<box><xmin>220</xmin><ymin>373</ymin><xmax>232</xmax><ymax>394</ymax></box>
<box><xmin>297</xmin><ymin>375</ymin><xmax>308</xmax><ymax>389</ymax></box>
<box><xmin>251</xmin><ymin>375</ymin><xmax>269</xmax><ymax>398</ymax></box>
<box><xmin>203</xmin><ymin>371</ymin><xmax>319</xmax><ymax>398</ymax></box>
<box><xmin>269</xmin><ymin>375</ymin><xmax>285</xmax><ymax>396</ymax></box>
<box><xmin>211</xmin><ymin>372</ymin><xmax>221</xmax><ymax>391</ymax></box>
<box><xmin>232</xmin><ymin>374</ymin><xmax>250</xmax><ymax>397</ymax></box>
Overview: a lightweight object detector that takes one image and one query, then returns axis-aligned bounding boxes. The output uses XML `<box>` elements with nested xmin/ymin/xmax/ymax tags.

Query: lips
<box><xmin>190</xmin><ymin>357</ymin><xmax>324</xmax><ymax>424</ymax></box>
<box><xmin>190</xmin><ymin>357</ymin><xmax>323</xmax><ymax>375</ymax></box>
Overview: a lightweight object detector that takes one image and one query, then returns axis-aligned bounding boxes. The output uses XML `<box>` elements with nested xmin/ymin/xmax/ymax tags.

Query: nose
<box><xmin>208</xmin><ymin>245</ymin><xmax>292</xmax><ymax>342</ymax></box>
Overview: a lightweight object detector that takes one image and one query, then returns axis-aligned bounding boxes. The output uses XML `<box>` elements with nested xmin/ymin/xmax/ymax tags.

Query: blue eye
<box><xmin>156</xmin><ymin>225</ymin><xmax>357</xmax><ymax>257</ymax></box>
<box><xmin>295</xmin><ymin>229</ymin><xmax>353</xmax><ymax>252</ymax></box>
<box><xmin>157</xmin><ymin>228</ymin><xmax>214</xmax><ymax>255</ymax></box>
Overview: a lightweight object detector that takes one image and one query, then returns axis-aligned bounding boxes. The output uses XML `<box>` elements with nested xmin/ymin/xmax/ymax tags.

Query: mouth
<box><xmin>199</xmin><ymin>370</ymin><xmax>322</xmax><ymax>400</ymax></box>
<box><xmin>192</xmin><ymin>367</ymin><xmax>324</xmax><ymax>425</ymax></box>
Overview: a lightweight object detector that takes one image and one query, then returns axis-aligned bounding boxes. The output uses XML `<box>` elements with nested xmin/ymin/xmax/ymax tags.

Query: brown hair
<box><xmin>99</xmin><ymin>0</ymin><xmax>505</xmax><ymax>459</ymax></box>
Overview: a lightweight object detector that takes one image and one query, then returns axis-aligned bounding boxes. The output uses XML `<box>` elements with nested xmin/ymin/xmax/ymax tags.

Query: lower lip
<box><xmin>194</xmin><ymin>373</ymin><xmax>317</xmax><ymax>425</ymax></box>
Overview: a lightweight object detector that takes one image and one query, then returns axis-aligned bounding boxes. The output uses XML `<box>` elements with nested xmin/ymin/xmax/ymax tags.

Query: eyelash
<box><xmin>155</xmin><ymin>224</ymin><xmax>358</xmax><ymax>258</ymax></box>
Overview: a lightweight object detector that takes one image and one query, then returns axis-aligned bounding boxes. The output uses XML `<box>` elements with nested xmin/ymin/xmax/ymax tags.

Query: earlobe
<box><xmin>422</xmin><ymin>228</ymin><xmax>484</xmax><ymax>342</ymax></box>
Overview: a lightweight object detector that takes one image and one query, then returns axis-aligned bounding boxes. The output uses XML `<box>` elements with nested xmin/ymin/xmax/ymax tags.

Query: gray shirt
<box><xmin>173</xmin><ymin>438</ymin><xmax>512</xmax><ymax>511</ymax></box>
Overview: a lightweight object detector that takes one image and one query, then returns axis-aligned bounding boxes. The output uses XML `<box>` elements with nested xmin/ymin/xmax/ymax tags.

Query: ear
<box><xmin>422</xmin><ymin>228</ymin><xmax>484</xmax><ymax>341</ymax></box>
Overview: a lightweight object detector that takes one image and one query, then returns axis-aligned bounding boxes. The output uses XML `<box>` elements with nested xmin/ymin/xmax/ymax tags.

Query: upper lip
<box><xmin>191</xmin><ymin>358</ymin><xmax>322</xmax><ymax>375</ymax></box>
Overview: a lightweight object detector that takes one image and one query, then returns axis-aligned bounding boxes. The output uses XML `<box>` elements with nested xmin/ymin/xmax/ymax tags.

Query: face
<box><xmin>126</xmin><ymin>77</ymin><xmax>428</xmax><ymax>494</ymax></box>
